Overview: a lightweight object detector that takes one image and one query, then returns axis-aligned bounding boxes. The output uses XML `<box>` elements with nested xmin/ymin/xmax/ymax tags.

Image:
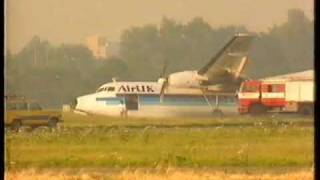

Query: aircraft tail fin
<box><xmin>198</xmin><ymin>33</ymin><xmax>254</xmax><ymax>82</ymax></box>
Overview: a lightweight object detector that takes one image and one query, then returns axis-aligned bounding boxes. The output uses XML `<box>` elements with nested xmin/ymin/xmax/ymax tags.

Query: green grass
<box><xmin>5</xmin><ymin>113</ymin><xmax>314</xmax><ymax>170</ymax></box>
<box><xmin>62</xmin><ymin>112</ymin><xmax>313</xmax><ymax>128</ymax></box>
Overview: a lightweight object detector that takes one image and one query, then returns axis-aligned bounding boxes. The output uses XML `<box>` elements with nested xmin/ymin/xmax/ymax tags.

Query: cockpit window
<box><xmin>107</xmin><ymin>87</ymin><xmax>115</xmax><ymax>92</ymax></box>
<box><xmin>97</xmin><ymin>87</ymin><xmax>107</xmax><ymax>92</ymax></box>
<box><xmin>96</xmin><ymin>86</ymin><xmax>115</xmax><ymax>93</ymax></box>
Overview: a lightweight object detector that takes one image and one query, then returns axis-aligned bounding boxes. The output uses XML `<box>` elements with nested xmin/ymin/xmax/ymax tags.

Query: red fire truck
<box><xmin>238</xmin><ymin>78</ymin><xmax>314</xmax><ymax>115</ymax></box>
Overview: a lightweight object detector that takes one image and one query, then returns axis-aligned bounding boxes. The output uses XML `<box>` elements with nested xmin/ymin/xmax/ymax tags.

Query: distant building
<box><xmin>86</xmin><ymin>35</ymin><xmax>119</xmax><ymax>59</ymax></box>
<box><xmin>86</xmin><ymin>35</ymin><xmax>107</xmax><ymax>59</ymax></box>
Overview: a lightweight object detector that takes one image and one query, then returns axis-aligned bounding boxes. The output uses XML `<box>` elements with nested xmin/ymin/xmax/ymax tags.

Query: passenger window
<box><xmin>29</xmin><ymin>103</ymin><xmax>42</xmax><ymax>110</ymax></box>
<box><xmin>16</xmin><ymin>102</ymin><xmax>28</xmax><ymax>110</ymax></box>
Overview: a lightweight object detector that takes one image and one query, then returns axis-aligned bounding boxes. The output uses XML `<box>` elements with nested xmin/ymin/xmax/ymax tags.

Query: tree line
<box><xmin>5</xmin><ymin>9</ymin><xmax>313</xmax><ymax>108</ymax></box>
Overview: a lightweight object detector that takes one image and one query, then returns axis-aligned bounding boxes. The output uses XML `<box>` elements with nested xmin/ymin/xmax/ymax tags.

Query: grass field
<box><xmin>5</xmin><ymin>113</ymin><xmax>314</xmax><ymax>179</ymax></box>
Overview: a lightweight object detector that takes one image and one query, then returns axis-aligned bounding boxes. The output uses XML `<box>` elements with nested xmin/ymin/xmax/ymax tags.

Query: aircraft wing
<box><xmin>198</xmin><ymin>34</ymin><xmax>254</xmax><ymax>82</ymax></box>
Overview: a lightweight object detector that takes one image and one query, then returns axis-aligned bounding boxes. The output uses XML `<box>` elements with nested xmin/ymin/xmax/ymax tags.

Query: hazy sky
<box><xmin>6</xmin><ymin>0</ymin><xmax>313</xmax><ymax>53</ymax></box>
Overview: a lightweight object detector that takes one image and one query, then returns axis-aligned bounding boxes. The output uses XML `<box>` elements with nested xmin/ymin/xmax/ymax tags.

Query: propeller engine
<box><xmin>158</xmin><ymin>61</ymin><xmax>169</xmax><ymax>102</ymax></box>
<box><xmin>157</xmin><ymin>56</ymin><xmax>250</xmax><ymax>102</ymax></box>
<box><xmin>158</xmin><ymin>69</ymin><xmax>209</xmax><ymax>102</ymax></box>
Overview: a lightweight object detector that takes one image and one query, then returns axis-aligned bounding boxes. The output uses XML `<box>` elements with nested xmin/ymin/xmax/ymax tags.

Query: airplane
<box><xmin>71</xmin><ymin>33</ymin><xmax>255</xmax><ymax>117</ymax></box>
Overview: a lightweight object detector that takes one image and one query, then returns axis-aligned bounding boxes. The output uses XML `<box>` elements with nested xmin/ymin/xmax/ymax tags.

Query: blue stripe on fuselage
<box><xmin>139</xmin><ymin>96</ymin><xmax>207</xmax><ymax>106</ymax></box>
<box><xmin>96</xmin><ymin>97</ymin><xmax>124</xmax><ymax>105</ymax></box>
<box><xmin>97</xmin><ymin>95</ymin><xmax>237</xmax><ymax>106</ymax></box>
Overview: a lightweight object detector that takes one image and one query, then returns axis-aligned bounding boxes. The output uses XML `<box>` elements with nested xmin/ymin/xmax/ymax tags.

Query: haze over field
<box><xmin>6</xmin><ymin>0</ymin><xmax>313</xmax><ymax>53</ymax></box>
<box><xmin>5</xmin><ymin>0</ymin><xmax>314</xmax><ymax>108</ymax></box>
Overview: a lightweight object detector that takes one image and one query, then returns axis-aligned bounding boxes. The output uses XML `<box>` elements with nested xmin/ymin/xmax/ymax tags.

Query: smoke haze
<box><xmin>6</xmin><ymin>0</ymin><xmax>313</xmax><ymax>53</ymax></box>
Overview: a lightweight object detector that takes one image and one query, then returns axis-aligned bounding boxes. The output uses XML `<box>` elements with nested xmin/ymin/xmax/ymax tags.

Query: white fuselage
<box><xmin>74</xmin><ymin>81</ymin><xmax>238</xmax><ymax>117</ymax></box>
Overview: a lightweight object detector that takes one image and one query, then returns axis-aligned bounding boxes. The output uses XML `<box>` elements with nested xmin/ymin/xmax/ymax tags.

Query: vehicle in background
<box><xmin>5</xmin><ymin>95</ymin><xmax>63</xmax><ymax>131</ymax></box>
<box><xmin>238</xmin><ymin>73</ymin><xmax>314</xmax><ymax>115</ymax></box>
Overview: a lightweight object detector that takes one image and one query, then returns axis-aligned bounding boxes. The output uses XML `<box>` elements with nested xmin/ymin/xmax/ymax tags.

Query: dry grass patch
<box><xmin>5</xmin><ymin>168</ymin><xmax>314</xmax><ymax>180</ymax></box>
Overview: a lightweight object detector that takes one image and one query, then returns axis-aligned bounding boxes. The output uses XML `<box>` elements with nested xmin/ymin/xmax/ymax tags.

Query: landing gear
<box><xmin>201</xmin><ymin>88</ymin><xmax>224</xmax><ymax>118</ymax></box>
<box><xmin>212</xmin><ymin>109</ymin><xmax>224</xmax><ymax>117</ymax></box>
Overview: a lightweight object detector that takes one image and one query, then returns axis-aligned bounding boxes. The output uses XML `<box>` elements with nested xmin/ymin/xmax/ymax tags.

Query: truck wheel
<box><xmin>212</xmin><ymin>109</ymin><xmax>224</xmax><ymax>118</ymax></box>
<box><xmin>249</xmin><ymin>104</ymin><xmax>266</xmax><ymax>115</ymax></box>
<box><xmin>48</xmin><ymin>118</ymin><xmax>58</xmax><ymax>129</ymax></box>
<box><xmin>11</xmin><ymin>119</ymin><xmax>21</xmax><ymax>132</ymax></box>
<box><xmin>299</xmin><ymin>105</ymin><xmax>314</xmax><ymax>116</ymax></box>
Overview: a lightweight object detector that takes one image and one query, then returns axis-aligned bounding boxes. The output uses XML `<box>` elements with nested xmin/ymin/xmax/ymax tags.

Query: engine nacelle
<box><xmin>168</xmin><ymin>71</ymin><xmax>208</xmax><ymax>88</ymax></box>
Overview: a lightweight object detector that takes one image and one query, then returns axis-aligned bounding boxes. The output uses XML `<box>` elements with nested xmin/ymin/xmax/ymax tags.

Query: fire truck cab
<box><xmin>238</xmin><ymin>79</ymin><xmax>314</xmax><ymax>115</ymax></box>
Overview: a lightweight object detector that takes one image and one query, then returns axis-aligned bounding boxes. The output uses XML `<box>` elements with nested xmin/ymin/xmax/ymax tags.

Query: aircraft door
<box><xmin>124</xmin><ymin>94</ymin><xmax>139</xmax><ymax>110</ymax></box>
